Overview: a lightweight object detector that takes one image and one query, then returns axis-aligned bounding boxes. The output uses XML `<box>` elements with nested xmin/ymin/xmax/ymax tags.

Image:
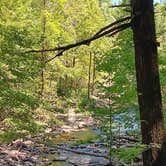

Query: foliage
<box><xmin>0</xmin><ymin>1</ymin><xmax>166</xmax><ymax>164</ymax></box>
<box><xmin>111</xmin><ymin>144</ymin><xmax>145</xmax><ymax>162</ymax></box>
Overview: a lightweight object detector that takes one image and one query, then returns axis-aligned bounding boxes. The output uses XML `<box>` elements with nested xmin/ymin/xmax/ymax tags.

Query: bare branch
<box><xmin>106</xmin><ymin>23</ymin><xmax>130</xmax><ymax>37</ymax></box>
<box><xmin>109</xmin><ymin>4</ymin><xmax>130</xmax><ymax>8</ymax></box>
<box><xmin>19</xmin><ymin>16</ymin><xmax>131</xmax><ymax>63</ymax></box>
<box><xmin>22</xmin><ymin>22</ymin><xmax>131</xmax><ymax>55</ymax></box>
<box><xmin>123</xmin><ymin>9</ymin><xmax>131</xmax><ymax>13</ymax></box>
<box><xmin>44</xmin><ymin>23</ymin><xmax>131</xmax><ymax>63</ymax></box>
<box><xmin>45</xmin><ymin>50</ymin><xmax>64</xmax><ymax>63</ymax></box>
<box><xmin>94</xmin><ymin>16</ymin><xmax>131</xmax><ymax>36</ymax></box>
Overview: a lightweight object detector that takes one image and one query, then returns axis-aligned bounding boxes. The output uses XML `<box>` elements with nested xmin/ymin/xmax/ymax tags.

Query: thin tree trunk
<box><xmin>40</xmin><ymin>0</ymin><xmax>46</xmax><ymax>98</ymax></box>
<box><xmin>72</xmin><ymin>56</ymin><xmax>76</xmax><ymax>67</ymax></box>
<box><xmin>91</xmin><ymin>54</ymin><xmax>96</xmax><ymax>95</ymax></box>
<box><xmin>131</xmin><ymin>0</ymin><xmax>165</xmax><ymax>165</ymax></box>
<box><xmin>88</xmin><ymin>52</ymin><xmax>92</xmax><ymax>99</ymax></box>
<box><xmin>40</xmin><ymin>66</ymin><xmax>45</xmax><ymax>97</ymax></box>
<box><xmin>49</xmin><ymin>76</ymin><xmax>52</xmax><ymax>88</ymax></box>
<box><xmin>98</xmin><ymin>0</ymin><xmax>102</xmax><ymax>8</ymax></box>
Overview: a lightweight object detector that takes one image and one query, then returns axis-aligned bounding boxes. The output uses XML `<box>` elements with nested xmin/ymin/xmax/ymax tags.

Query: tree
<box><xmin>16</xmin><ymin>1</ymin><xmax>166</xmax><ymax>164</ymax></box>
<box><xmin>131</xmin><ymin>0</ymin><xmax>165</xmax><ymax>165</ymax></box>
<box><xmin>39</xmin><ymin>0</ymin><xmax>47</xmax><ymax>98</ymax></box>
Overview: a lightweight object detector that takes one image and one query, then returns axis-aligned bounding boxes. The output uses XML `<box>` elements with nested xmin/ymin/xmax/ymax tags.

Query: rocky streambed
<box><xmin>0</xmin><ymin>126</ymin><xmax>142</xmax><ymax>166</ymax></box>
<box><xmin>0</xmin><ymin>127</ymin><xmax>110</xmax><ymax>166</ymax></box>
<box><xmin>0</xmin><ymin>110</ymin><xmax>142</xmax><ymax>166</ymax></box>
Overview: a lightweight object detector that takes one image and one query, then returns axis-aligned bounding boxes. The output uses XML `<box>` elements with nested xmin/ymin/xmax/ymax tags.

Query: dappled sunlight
<box><xmin>0</xmin><ymin>0</ymin><xmax>166</xmax><ymax>165</ymax></box>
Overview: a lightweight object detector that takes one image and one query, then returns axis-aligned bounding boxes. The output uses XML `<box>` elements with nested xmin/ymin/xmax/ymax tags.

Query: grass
<box><xmin>0</xmin><ymin>130</ymin><xmax>27</xmax><ymax>143</ymax></box>
<box><xmin>72</xmin><ymin>129</ymin><xmax>100</xmax><ymax>146</ymax></box>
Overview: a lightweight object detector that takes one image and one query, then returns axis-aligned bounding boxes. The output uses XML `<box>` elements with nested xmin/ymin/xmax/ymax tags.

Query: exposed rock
<box><xmin>69</xmin><ymin>156</ymin><xmax>110</xmax><ymax>166</ymax></box>
<box><xmin>10</xmin><ymin>139</ymin><xmax>28</xmax><ymax>149</ymax></box>
<box><xmin>23</xmin><ymin>140</ymin><xmax>34</xmax><ymax>146</ymax></box>
<box><xmin>25</xmin><ymin>161</ymin><xmax>33</xmax><ymax>166</ymax></box>
<box><xmin>93</xmin><ymin>149</ymin><xmax>107</xmax><ymax>154</ymax></box>
<box><xmin>53</xmin><ymin>156</ymin><xmax>68</xmax><ymax>161</ymax></box>
<box><xmin>78</xmin><ymin>145</ymin><xmax>87</xmax><ymax>149</ymax></box>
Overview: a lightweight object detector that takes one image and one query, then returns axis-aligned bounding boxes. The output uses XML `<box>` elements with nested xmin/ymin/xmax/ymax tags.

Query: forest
<box><xmin>0</xmin><ymin>0</ymin><xmax>166</xmax><ymax>166</ymax></box>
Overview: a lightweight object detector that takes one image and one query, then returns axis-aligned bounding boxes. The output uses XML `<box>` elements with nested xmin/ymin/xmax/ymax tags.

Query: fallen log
<box><xmin>54</xmin><ymin>145</ymin><xmax>108</xmax><ymax>158</ymax></box>
<box><xmin>113</xmin><ymin>135</ymin><xmax>139</xmax><ymax>142</ymax></box>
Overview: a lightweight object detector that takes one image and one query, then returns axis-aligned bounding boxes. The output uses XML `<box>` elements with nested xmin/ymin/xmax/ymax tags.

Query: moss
<box><xmin>51</xmin><ymin>128</ymin><xmax>100</xmax><ymax>145</ymax></box>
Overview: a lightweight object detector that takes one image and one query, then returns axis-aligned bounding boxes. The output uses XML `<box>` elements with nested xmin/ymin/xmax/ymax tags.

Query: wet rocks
<box><xmin>52</xmin><ymin>156</ymin><xmax>68</xmax><ymax>161</ymax></box>
<box><xmin>78</xmin><ymin>144</ymin><xmax>87</xmax><ymax>149</ymax></box>
<box><xmin>69</xmin><ymin>156</ymin><xmax>110</xmax><ymax>166</ymax></box>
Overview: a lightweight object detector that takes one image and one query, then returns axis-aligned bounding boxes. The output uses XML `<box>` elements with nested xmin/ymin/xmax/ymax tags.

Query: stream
<box><xmin>0</xmin><ymin>109</ymin><xmax>142</xmax><ymax>166</ymax></box>
<box><xmin>0</xmin><ymin>110</ymin><xmax>110</xmax><ymax>166</ymax></box>
<box><xmin>0</xmin><ymin>128</ymin><xmax>110</xmax><ymax>166</ymax></box>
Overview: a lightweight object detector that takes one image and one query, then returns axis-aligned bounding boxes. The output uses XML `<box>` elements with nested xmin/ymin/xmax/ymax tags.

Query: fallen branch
<box><xmin>54</xmin><ymin>145</ymin><xmax>108</xmax><ymax>158</ymax></box>
<box><xmin>114</xmin><ymin>135</ymin><xmax>139</xmax><ymax>143</ymax></box>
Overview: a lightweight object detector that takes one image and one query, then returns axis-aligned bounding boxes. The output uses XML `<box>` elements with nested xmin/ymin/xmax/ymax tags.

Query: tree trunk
<box><xmin>88</xmin><ymin>52</ymin><xmax>92</xmax><ymax>99</ymax></box>
<box><xmin>40</xmin><ymin>0</ymin><xmax>46</xmax><ymax>98</ymax></box>
<box><xmin>98</xmin><ymin>0</ymin><xmax>102</xmax><ymax>8</ymax></box>
<box><xmin>131</xmin><ymin>0</ymin><xmax>165</xmax><ymax>165</ymax></box>
<box><xmin>72</xmin><ymin>56</ymin><xmax>76</xmax><ymax>67</ymax></box>
<box><xmin>92</xmin><ymin>54</ymin><xmax>96</xmax><ymax>95</ymax></box>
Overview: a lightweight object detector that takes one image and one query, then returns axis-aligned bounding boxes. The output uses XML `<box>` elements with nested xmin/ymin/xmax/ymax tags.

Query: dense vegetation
<box><xmin>0</xmin><ymin>0</ymin><xmax>166</xmax><ymax>165</ymax></box>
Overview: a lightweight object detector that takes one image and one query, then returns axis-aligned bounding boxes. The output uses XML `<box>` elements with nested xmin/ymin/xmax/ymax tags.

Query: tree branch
<box><xmin>94</xmin><ymin>16</ymin><xmax>131</xmax><ymax>36</ymax></box>
<box><xmin>44</xmin><ymin>23</ymin><xmax>131</xmax><ymax>63</ymax></box>
<box><xmin>123</xmin><ymin>9</ymin><xmax>131</xmax><ymax>13</ymax></box>
<box><xmin>23</xmin><ymin>23</ymin><xmax>131</xmax><ymax>55</ymax></box>
<box><xmin>20</xmin><ymin>16</ymin><xmax>131</xmax><ymax>63</ymax></box>
<box><xmin>45</xmin><ymin>50</ymin><xmax>64</xmax><ymax>63</ymax></box>
<box><xmin>110</xmin><ymin>4</ymin><xmax>130</xmax><ymax>8</ymax></box>
<box><xmin>106</xmin><ymin>23</ymin><xmax>130</xmax><ymax>37</ymax></box>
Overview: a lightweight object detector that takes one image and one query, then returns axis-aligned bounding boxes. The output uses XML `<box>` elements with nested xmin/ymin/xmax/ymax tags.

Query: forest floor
<box><xmin>0</xmin><ymin>109</ymin><xmax>141</xmax><ymax>166</ymax></box>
